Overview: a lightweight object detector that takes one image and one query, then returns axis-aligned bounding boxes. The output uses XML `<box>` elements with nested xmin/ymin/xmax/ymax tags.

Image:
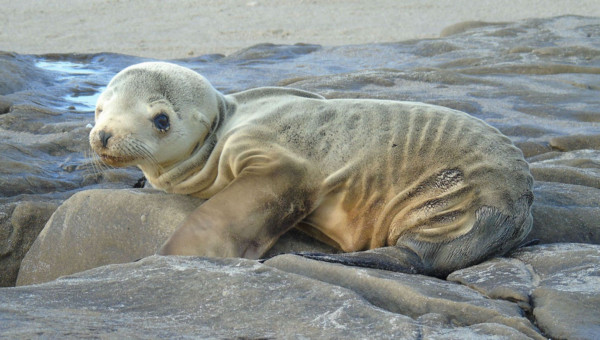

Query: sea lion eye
<box><xmin>153</xmin><ymin>113</ymin><xmax>170</xmax><ymax>132</ymax></box>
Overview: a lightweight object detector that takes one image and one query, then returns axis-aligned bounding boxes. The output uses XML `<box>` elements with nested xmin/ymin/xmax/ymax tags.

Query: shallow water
<box><xmin>0</xmin><ymin>16</ymin><xmax>598</xmax><ymax>224</ymax></box>
<box><xmin>34</xmin><ymin>59</ymin><xmax>105</xmax><ymax>112</ymax></box>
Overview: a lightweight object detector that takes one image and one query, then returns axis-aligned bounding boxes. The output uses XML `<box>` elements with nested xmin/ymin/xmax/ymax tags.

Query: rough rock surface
<box><xmin>3</xmin><ymin>244</ymin><xmax>600</xmax><ymax>339</ymax></box>
<box><xmin>514</xmin><ymin>244</ymin><xmax>600</xmax><ymax>339</ymax></box>
<box><xmin>448</xmin><ymin>243</ymin><xmax>600</xmax><ymax>340</ymax></box>
<box><xmin>15</xmin><ymin>189</ymin><xmax>199</xmax><ymax>286</ymax></box>
<box><xmin>529</xmin><ymin>181</ymin><xmax>600</xmax><ymax>244</ymax></box>
<box><xmin>12</xmin><ymin>187</ymin><xmax>600</xmax><ymax>338</ymax></box>
<box><xmin>17</xmin><ymin>188</ymin><xmax>336</xmax><ymax>286</ymax></box>
<box><xmin>0</xmin><ymin>200</ymin><xmax>58</xmax><ymax>286</ymax></box>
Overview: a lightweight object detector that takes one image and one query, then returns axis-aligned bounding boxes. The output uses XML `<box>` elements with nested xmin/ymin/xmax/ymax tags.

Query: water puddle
<box><xmin>35</xmin><ymin>60</ymin><xmax>96</xmax><ymax>76</ymax></box>
<box><xmin>67</xmin><ymin>86</ymin><xmax>105</xmax><ymax>112</ymax></box>
<box><xmin>34</xmin><ymin>59</ymin><xmax>107</xmax><ymax>112</ymax></box>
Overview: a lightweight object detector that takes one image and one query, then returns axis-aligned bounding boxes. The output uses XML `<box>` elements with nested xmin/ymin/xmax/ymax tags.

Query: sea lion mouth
<box><xmin>99</xmin><ymin>153</ymin><xmax>135</xmax><ymax>166</ymax></box>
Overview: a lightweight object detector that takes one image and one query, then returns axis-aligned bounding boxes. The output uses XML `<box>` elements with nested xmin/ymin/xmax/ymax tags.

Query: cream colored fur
<box><xmin>90</xmin><ymin>62</ymin><xmax>533</xmax><ymax>276</ymax></box>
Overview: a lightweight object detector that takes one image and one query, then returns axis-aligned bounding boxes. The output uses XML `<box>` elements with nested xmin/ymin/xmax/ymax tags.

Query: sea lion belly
<box><xmin>299</xmin><ymin>189</ymin><xmax>378</xmax><ymax>252</ymax></box>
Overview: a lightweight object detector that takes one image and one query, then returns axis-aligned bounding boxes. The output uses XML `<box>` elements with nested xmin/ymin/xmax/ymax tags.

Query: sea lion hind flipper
<box><xmin>292</xmin><ymin>246</ymin><xmax>425</xmax><ymax>275</ymax></box>
<box><xmin>401</xmin><ymin>193</ymin><xmax>534</xmax><ymax>278</ymax></box>
<box><xmin>518</xmin><ymin>238</ymin><xmax>540</xmax><ymax>248</ymax></box>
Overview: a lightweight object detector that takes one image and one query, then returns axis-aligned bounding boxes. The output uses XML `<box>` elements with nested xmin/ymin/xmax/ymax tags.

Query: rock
<box><xmin>18</xmin><ymin>179</ymin><xmax>599</xmax><ymax>287</ymax></box>
<box><xmin>513</xmin><ymin>244</ymin><xmax>600</xmax><ymax>340</ymax></box>
<box><xmin>529</xmin><ymin>150</ymin><xmax>600</xmax><ymax>189</ymax></box>
<box><xmin>0</xmin><ymin>104</ymin><xmax>144</xmax><ymax>198</ymax></box>
<box><xmin>0</xmin><ymin>96</ymin><xmax>11</xmax><ymax>114</ymax></box>
<box><xmin>0</xmin><ymin>200</ymin><xmax>58</xmax><ymax>287</ymax></box>
<box><xmin>447</xmin><ymin>257</ymin><xmax>535</xmax><ymax>312</ymax></box>
<box><xmin>528</xmin><ymin>181</ymin><xmax>600</xmax><ymax>244</ymax></box>
<box><xmin>265</xmin><ymin>255</ymin><xmax>543</xmax><ymax>339</ymax></box>
<box><xmin>16</xmin><ymin>189</ymin><xmax>201</xmax><ymax>286</ymax></box>
<box><xmin>0</xmin><ymin>255</ymin><xmax>541</xmax><ymax>339</ymax></box>
<box><xmin>16</xmin><ymin>188</ymin><xmax>336</xmax><ymax>286</ymax></box>
<box><xmin>0</xmin><ymin>53</ymin><xmax>52</xmax><ymax>96</ymax></box>
<box><xmin>449</xmin><ymin>243</ymin><xmax>600</xmax><ymax>340</ymax></box>
<box><xmin>8</xmin><ymin>244</ymin><xmax>598</xmax><ymax>339</ymax></box>
<box><xmin>550</xmin><ymin>134</ymin><xmax>600</xmax><ymax>152</ymax></box>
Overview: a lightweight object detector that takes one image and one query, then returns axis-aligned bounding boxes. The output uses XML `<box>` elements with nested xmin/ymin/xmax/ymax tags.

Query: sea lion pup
<box><xmin>90</xmin><ymin>62</ymin><xmax>533</xmax><ymax>278</ymax></box>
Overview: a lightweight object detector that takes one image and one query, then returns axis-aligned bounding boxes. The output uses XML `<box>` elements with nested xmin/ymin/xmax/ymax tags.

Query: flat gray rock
<box><xmin>17</xmin><ymin>188</ymin><xmax>336</xmax><ymax>286</ymax></box>
<box><xmin>514</xmin><ymin>244</ymin><xmax>600</xmax><ymax>340</ymax></box>
<box><xmin>448</xmin><ymin>243</ymin><xmax>600</xmax><ymax>340</ymax></box>
<box><xmin>16</xmin><ymin>189</ymin><xmax>199</xmax><ymax>286</ymax></box>
<box><xmin>0</xmin><ymin>200</ymin><xmax>58</xmax><ymax>286</ymax></box>
<box><xmin>265</xmin><ymin>255</ymin><xmax>542</xmax><ymax>339</ymax></box>
<box><xmin>2</xmin><ymin>255</ymin><xmax>541</xmax><ymax>339</ymax></box>
<box><xmin>6</xmin><ymin>244</ymin><xmax>599</xmax><ymax>339</ymax></box>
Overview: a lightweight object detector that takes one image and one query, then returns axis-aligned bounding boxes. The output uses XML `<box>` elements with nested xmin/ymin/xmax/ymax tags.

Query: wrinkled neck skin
<box><xmin>143</xmin><ymin>93</ymin><xmax>234</xmax><ymax>193</ymax></box>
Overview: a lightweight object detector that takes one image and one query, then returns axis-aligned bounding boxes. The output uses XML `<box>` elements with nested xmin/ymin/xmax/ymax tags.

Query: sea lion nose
<box><xmin>98</xmin><ymin>130</ymin><xmax>112</xmax><ymax>148</ymax></box>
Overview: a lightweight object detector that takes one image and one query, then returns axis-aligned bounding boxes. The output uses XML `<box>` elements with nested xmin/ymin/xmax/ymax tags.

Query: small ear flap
<box><xmin>184</xmin><ymin>110</ymin><xmax>213</xmax><ymax>149</ymax></box>
<box><xmin>198</xmin><ymin>112</ymin><xmax>214</xmax><ymax>133</ymax></box>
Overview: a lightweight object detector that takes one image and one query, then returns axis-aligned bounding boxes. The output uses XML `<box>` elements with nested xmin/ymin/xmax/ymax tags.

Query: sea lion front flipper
<box><xmin>292</xmin><ymin>246</ymin><xmax>426</xmax><ymax>275</ymax></box>
<box><xmin>158</xmin><ymin>147</ymin><xmax>321</xmax><ymax>259</ymax></box>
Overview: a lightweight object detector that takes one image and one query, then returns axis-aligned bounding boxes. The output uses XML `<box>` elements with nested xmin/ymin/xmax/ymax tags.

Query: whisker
<box><xmin>124</xmin><ymin>142</ymin><xmax>157</xmax><ymax>173</ymax></box>
<box><xmin>130</xmin><ymin>139</ymin><xmax>162</xmax><ymax>172</ymax></box>
<box><xmin>82</xmin><ymin>147</ymin><xmax>109</xmax><ymax>183</ymax></box>
<box><xmin>81</xmin><ymin>136</ymin><xmax>162</xmax><ymax>187</ymax></box>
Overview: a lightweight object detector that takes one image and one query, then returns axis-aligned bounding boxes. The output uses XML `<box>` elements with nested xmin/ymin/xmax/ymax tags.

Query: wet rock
<box><xmin>550</xmin><ymin>134</ymin><xmax>600</xmax><ymax>152</ymax></box>
<box><xmin>3</xmin><ymin>255</ymin><xmax>542</xmax><ymax>339</ymax></box>
<box><xmin>515</xmin><ymin>141</ymin><xmax>552</xmax><ymax>158</ymax></box>
<box><xmin>16</xmin><ymin>189</ymin><xmax>336</xmax><ymax>286</ymax></box>
<box><xmin>223</xmin><ymin>42</ymin><xmax>320</xmax><ymax>62</ymax></box>
<box><xmin>16</xmin><ymin>189</ymin><xmax>201</xmax><ymax>286</ymax></box>
<box><xmin>439</xmin><ymin>21</ymin><xmax>506</xmax><ymax>37</ymax></box>
<box><xmin>448</xmin><ymin>243</ymin><xmax>600</xmax><ymax>340</ymax></box>
<box><xmin>0</xmin><ymin>53</ymin><xmax>52</xmax><ymax>95</ymax></box>
<box><xmin>0</xmin><ymin>96</ymin><xmax>11</xmax><ymax>114</ymax></box>
<box><xmin>414</xmin><ymin>41</ymin><xmax>460</xmax><ymax>57</ymax></box>
<box><xmin>515</xmin><ymin>244</ymin><xmax>600</xmax><ymax>340</ymax></box>
<box><xmin>529</xmin><ymin>150</ymin><xmax>600</xmax><ymax>189</ymax></box>
<box><xmin>266</xmin><ymin>255</ymin><xmax>543</xmax><ymax>339</ymax></box>
<box><xmin>528</xmin><ymin>181</ymin><xmax>600</xmax><ymax>244</ymax></box>
<box><xmin>0</xmin><ymin>200</ymin><xmax>58</xmax><ymax>287</ymax></box>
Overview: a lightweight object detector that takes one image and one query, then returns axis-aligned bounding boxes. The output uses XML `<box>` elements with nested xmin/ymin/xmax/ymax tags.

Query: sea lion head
<box><xmin>89</xmin><ymin>62</ymin><xmax>221</xmax><ymax>177</ymax></box>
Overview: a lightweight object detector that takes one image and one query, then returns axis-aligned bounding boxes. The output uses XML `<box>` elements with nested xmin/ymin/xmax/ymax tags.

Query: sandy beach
<box><xmin>1</xmin><ymin>0</ymin><xmax>599</xmax><ymax>59</ymax></box>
